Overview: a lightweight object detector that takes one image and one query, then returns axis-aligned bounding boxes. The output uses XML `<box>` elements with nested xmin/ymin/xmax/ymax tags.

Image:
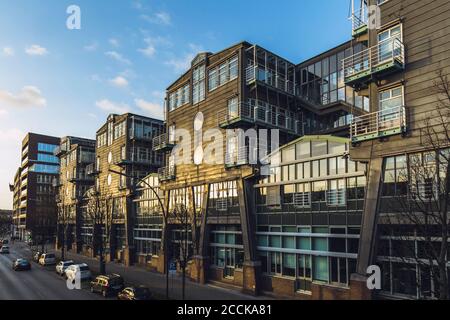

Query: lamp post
<box><xmin>108</xmin><ymin>168</ymin><xmax>170</xmax><ymax>300</ymax></box>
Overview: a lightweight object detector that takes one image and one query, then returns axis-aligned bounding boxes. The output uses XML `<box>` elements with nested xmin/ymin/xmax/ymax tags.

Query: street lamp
<box><xmin>108</xmin><ymin>168</ymin><xmax>170</xmax><ymax>300</ymax></box>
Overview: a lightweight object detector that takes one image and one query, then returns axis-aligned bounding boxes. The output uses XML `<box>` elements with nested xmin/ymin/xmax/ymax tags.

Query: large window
<box><xmin>208</xmin><ymin>55</ymin><xmax>238</xmax><ymax>91</ymax></box>
<box><xmin>38</xmin><ymin>143</ymin><xmax>58</xmax><ymax>153</ymax></box>
<box><xmin>37</xmin><ymin>153</ymin><xmax>59</xmax><ymax>164</ymax></box>
<box><xmin>169</xmin><ymin>83</ymin><xmax>190</xmax><ymax>111</ymax></box>
<box><xmin>193</xmin><ymin>65</ymin><xmax>205</xmax><ymax>104</ymax></box>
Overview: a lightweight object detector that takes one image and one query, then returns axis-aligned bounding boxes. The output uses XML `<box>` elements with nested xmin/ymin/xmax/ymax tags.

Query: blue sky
<box><xmin>0</xmin><ymin>0</ymin><xmax>351</xmax><ymax>209</ymax></box>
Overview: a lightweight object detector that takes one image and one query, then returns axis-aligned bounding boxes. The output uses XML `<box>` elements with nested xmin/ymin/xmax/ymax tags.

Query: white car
<box><xmin>0</xmin><ymin>246</ymin><xmax>10</xmax><ymax>254</ymax></box>
<box><xmin>65</xmin><ymin>263</ymin><xmax>92</xmax><ymax>282</ymax></box>
<box><xmin>56</xmin><ymin>260</ymin><xmax>75</xmax><ymax>276</ymax></box>
<box><xmin>39</xmin><ymin>253</ymin><xmax>56</xmax><ymax>266</ymax></box>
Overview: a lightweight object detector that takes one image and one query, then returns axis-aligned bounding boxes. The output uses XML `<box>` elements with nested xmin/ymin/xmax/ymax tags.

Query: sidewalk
<box><xmin>55</xmin><ymin>249</ymin><xmax>270</xmax><ymax>300</ymax></box>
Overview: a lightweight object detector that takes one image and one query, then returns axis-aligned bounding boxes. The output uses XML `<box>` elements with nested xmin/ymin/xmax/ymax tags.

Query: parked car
<box><xmin>33</xmin><ymin>251</ymin><xmax>42</xmax><ymax>262</ymax></box>
<box><xmin>12</xmin><ymin>259</ymin><xmax>31</xmax><ymax>271</ymax></box>
<box><xmin>0</xmin><ymin>246</ymin><xmax>10</xmax><ymax>254</ymax></box>
<box><xmin>65</xmin><ymin>263</ymin><xmax>92</xmax><ymax>282</ymax></box>
<box><xmin>56</xmin><ymin>260</ymin><xmax>75</xmax><ymax>276</ymax></box>
<box><xmin>39</xmin><ymin>253</ymin><xmax>56</xmax><ymax>266</ymax></box>
<box><xmin>1</xmin><ymin>239</ymin><xmax>9</xmax><ymax>245</ymax></box>
<box><xmin>90</xmin><ymin>274</ymin><xmax>124</xmax><ymax>297</ymax></box>
<box><xmin>117</xmin><ymin>286</ymin><xmax>152</xmax><ymax>300</ymax></box>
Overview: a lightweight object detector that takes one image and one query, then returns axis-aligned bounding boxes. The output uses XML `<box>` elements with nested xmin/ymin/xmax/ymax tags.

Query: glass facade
<box><xmin>255</xmin><ymin>137</ymin><xmax>365</xmax><ymax>290</ymax></box>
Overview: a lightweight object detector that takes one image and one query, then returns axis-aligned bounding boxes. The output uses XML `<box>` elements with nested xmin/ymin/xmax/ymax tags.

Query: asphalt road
<box><xmin>0</xmin><ymin>241</ymin><xmax>104</xmax><ymax>300</ymax></box>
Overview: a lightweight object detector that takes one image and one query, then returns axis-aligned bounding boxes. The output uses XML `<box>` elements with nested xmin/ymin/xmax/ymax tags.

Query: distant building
<box><xmin>10</xmin><ymin>133</ymin><xmax>60</xmax><ymax>243</ymax></box>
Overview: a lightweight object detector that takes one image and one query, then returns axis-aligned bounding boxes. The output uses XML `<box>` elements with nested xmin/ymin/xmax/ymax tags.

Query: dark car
<box><xmin>117</xmin><ymin>286</ymin><xmax>152</xmax><ymax>301</ymax></box>
<box><xmin>12</xmin><ymin>259</ymin><xmax>31</xmax><ymax>271</ymax></box>
<box><xmin>90</xmin><ymin>274</ymin><xmax>124</xmax><ymax>297</ymax></box>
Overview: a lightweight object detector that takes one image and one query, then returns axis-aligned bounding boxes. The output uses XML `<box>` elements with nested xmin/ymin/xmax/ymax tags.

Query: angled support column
<box><xmin>238</xmin><ymin>178</ymin><xmax>261</xmax><ymax>296</ymax></box>
<box><xmin>350</xmin><ymin>157</ymin><xmax>383</xmax><ymax>300</ymax></box>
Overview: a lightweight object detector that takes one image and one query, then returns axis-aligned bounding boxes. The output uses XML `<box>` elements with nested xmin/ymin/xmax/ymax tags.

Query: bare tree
<box><xmin>85</xmin><ymin>181</ymin><xmax>114</xmax><ymax>275</ymax></box>
<box><xmin>380</xmin><ymin>70</ymin><xmax>449</xmax><ymax>300</ymax></box>
<box><xmin>57</xmin><ymin>198</ymin><xmax>73</xmax><ymax>261</ymax></box>
<box><xmin>0</xmin><ymin>211</ymin><xmax>12</xmax><ymax>239</ymax></box>
<box><xmin>168</xmin><ymin>199</ymin><xmax>201</xmax><ymax>300</ymax></box>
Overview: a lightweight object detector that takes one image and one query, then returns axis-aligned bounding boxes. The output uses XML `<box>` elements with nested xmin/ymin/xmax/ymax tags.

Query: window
<box><xmin>37</xmin><ymin>153</ymin><xmax>59</xmax><ymax>164</ymax></box>
<box><xmin>169</xmin><ymin>84</ymin><xmax>190</xmax><ymax>111</ymax></box>
<box><xmin>208</xmin><ymin>55</ymin><xmax>239</xmax><ymax>92</ymax></box>
<box><xmin>37</xmin><ymin>143</ymin><xmax>58</xmax><ymax>153</ymax></box>
<box><xmin>282</xmin><ymin>253</ymin><xmax>296</xmax><ymax>277</ymax></box>
<box><xmin>313</xmin><ymin>256</ymin><xmax>329</xmax><ymax>282</ymax></box>
<box><xmin>193</xmin><ymin>65</ymin><xmax>205</xmax><ymax>104</ymax></box>
<box><xmin>379</xmin><ymin>86</ymin><xmax>403</xmax><ymax>111</ymax></box>
<box><xmin>114</xmin><ymin>121</ymin><xmax>126</xmax><ymax>140</ymax></box>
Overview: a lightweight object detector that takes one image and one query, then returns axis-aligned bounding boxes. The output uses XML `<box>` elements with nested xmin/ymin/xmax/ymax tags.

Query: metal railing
<box><xmin>216</xmin><ymin>198</ymin><xmax>228</xmax><ymax>211</ymax></box>
<box><xmin>86</xmin><ymin>163</ymin><xmax>100</xmax><ymax>176</ymax></box>
<box><xmin>350</xmin><ymin>5</ymin><xmax>368</xmax><ymax>34</ymax></box>
<box><xmin>69</xmin><ymin>172</ymin><xmax>94</xmax><ymax>182</ymax></box>
<box><xmin>54</xmin><ymin>144</ymin><xmax>68</xmax><ymax>156</ymax></box>
<box><xmin>115</xmin><ymin>152</ymin><xmax>161</xmax><ymax>166</ymax></box>
<box><xmin>326</xmin><ymin>189</ymin><xmax>347</xmax><ymax>206</ymax></box>
<box><xmin>158</xmin><ymin>166</ymin><xmax>176</xmax><ymax>181</ymax></box>
<box><xmin>245</xmin><ymin>65</ymin><xmax>295</xmax><ymax>95</ymax></box>
<box><xmin>152</xmin><ymin>133</ymin><xmax>176</xmax><ymax>151</ymax></box>
<box><xmin>293</xmin><ymin>192</ymin><xmax>311</xmax><ymax>208</ymax></box>
<box><xmin>342</xmin><ymin>38</ymin><xmax>405</xmax><ymax>80</ymax></box>
<box><xmin>350</xmin><ymin>105</ymin><xmax>406</xmax><ymax>142</ymax></box>
<box><xmin>225</xmin><ymin>146</ymin><xmax>254</xmax><ymax>167</ymax></box>
<box><xmin>218</xmin><ymin>99</ymin><xmax>302</xmax><ymax>135</ymax></box>
<box><xmin>217</xmin><ymin>102</ymin><xmax>253</xmax><ymax>126</ymax></box>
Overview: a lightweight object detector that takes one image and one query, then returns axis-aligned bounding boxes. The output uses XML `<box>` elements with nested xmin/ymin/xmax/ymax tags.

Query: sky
<box><xmin>0</xmin><ymin>0</ymin><xmax>352</xmax><ymax>209</ymax></box>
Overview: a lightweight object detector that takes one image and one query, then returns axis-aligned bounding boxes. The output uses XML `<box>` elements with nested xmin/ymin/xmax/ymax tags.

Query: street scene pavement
<box><xmin>0</xmin><ymin>241</ymin><xmax>269</xmax><ymax>300</ymax></box>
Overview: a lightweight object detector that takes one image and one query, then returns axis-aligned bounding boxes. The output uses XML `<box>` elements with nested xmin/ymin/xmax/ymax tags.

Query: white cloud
<box><xmin>109</xmin><ymin>38</ymin><xmax>120</xmax><ymax>48</ymax></box>
<box><xmin>109</xmin><ymin>76</ymin><xmax>129</xmax><ymax>88</ymax></box>
<box><xmin>135</xmin><ymin>99</ymin><xmax>164</xmax><ymax>119</ymax></box>
<box><xmin>2</xmin><ymin>47</ymin><xmax>14</xmax><ymax>57</ymax></box>
<box><xmin>25</xmin><ymin>44</ymin><xmax>48</xmax><ymax>56</ymax></box>
<box><xmin>138</xmin><ymin>44</ymin><xmax>156</xmax><ymax>58</ymax></box>
<box><xmin>84</xmin><ymin>42</ymin><xmax>98</xmax><ymax>51</ymax></box>
<box><xmin>96</xmin><ymin>99</ymin><xmax>130</xmax><ymax>114</ymax></box>
<box><xmin>0</xmin><ymin>86</ymin><xmax>47</xmax><ymax>108</ymax></box>
<box><xmin>165</xmin><ymin>43</ymin><xmax>203</xmax><ymax>73</ymax></box>
<box><xmin>0</xmin><ymin>109</ymin><xmax>8</xmax><ymax>117</ymax></box>
<box><xmin>151</xmin><ymin>90</ymin><xmax>166</xmax><ymax>100</ymax></box>
<box><xmin>105</xmin><ymin>51</ymin><xmax>132</xmax><ymax>65</ymax></box>
<box><xmin>141</xmin><ymin>11</ymin><xmax>171</xmax><ymax>25</ymax></box>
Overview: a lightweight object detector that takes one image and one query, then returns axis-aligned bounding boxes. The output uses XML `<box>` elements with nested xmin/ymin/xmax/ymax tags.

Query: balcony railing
<box><xmin>343</xmin><ymin>38</ymin><xmax>405</xmax><ymax>85</ymax></box>
<box><xmin>245</xmin><ymin>66</ymin><xmax>295</xmax><ymax>95</ymax></box>
<box><xmin>350</xmin><ymin>105</ymin><xmax>406</xmax><ymax>143</ymax></box>
<box><xmin>69</xmin><ymin>173</ymin><xmax>94</xmax><ymax>183</ymax></box>
<box><xmin>217</xmin><ymin>100</ymin><xmax>303</xmax><ymax>135</ymax></box>
<box><xmin>158</xmin><ymin>166</ymin><xmax>176</xmax><ymax>182</ymax></box>
<box><xmin>350</xmin><ymin>4</ymin><xmax>368</xmax><ymax>37</ymax></box>
<box><xmin>225</xmin><ymin>146</ymin><xmax>255</xmax><ymax>168</ymax></box>
<box><xmin>293</xmin><ymin>192</ymin><xmax>311</xmax><ymax>208</ymax></box>
<box><xmin>86</xmin><ymin>163</ymin><xmax>100</xmax><ymax>176</ymax></box>
<box><xmin>114</xmin><ymin>153</ymin><xmax>161</xmax><ymax>167</ymax></box>
<box><xmin>54</xmin><ymin>144</ymin><xmax>68</xmax><ymax>157</ymax></box>
<box><xmin>326</xmin><ymin>189</ymin><xmax>347</xmax><ymax>206</ymax></box>
<box><xmin>152</xmin><ymin>133</ymin><xmax>176</xmax><ymax>152</ymax></box>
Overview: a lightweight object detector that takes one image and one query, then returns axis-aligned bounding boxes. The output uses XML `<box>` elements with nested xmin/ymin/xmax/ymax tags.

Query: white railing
<box><xmin>326</xmin><ymin>189</ymin><xmax>346</xmax><ymax>206</ymax></box>
<box><xmin>86</xmin><ymin>163</ymin><xmax>100</xmax><ymax>176</ymax></box>
<box><xmin>293</xmin><ymin>192</ymin><xmax>311</xmax><ymax>208</ymax></box>
<box><xmin>245</xmin><ymin>65</ymin><xmax>295</xmax><ymax>95</ymax></box>
<box><xmin>342</xmin><ymin>38</ymin><xmax>405</xmax><ymax>80</ymax></box>
<box><xmin>217</xmin><ymin>102</ymin><xmax>253</xmax><ymax>126</ymax></box>
<box><xmin>152</xmin><ymin>133</ymin><xmax>175</xmax><ymax>151</ymax></box>
<box><xmin>158</xmin><ymin>166</ymin><xmax>176</xmax><ymax>181</ymax></box>
<box><xmin>216</xmin><ymin>198</ymin><xmax>228</xmax><ymax>211</ymax></box>
<box><xmin>350</xmin><ymin>105</ymin><xmax>406</xmax><ymax>141</ymax></box>
<box><xmin>350</xmin><ymin>4</ymin><xmax>368</xmax><ymax>33</ymax></box>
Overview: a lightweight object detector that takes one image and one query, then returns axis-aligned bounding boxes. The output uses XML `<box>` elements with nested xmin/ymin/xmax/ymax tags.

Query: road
<box><xmin>0</xmin><ymin>241</ymin><xmax>104</xmax><ymax>300</ymax></box>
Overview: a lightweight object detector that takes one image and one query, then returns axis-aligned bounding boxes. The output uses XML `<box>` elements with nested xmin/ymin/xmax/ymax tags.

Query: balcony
<box><xmin>69</xmin><ymin>173</ymin><xmax>94</xmax><ymax>183</ymax></box>
<box><xmin>217</xmin><ymin>100</ymin><xmax>303</xmax><ymax>135</ymax></box>
<box><xmin>114</xmin><ymin>153</ymin><xmax>161</xmax><ymax>167</ymax></box>
<box><xmin>54</xmin><ymin>144</ymin><xmax>68</xmax><ymax>157</ymax></box>
<box><xmin>343</xmin><ymin>38</ymin><xmax>405</xmax><ymax>86</ymax></box>
<box><xmin>86</xmin><ymin>163</ymin><xmax>100</xmax><ymax>176</ymax></box>
<box><xmin>246</xmin><ymin>66</ymin><xmax>295</xmax><ymax>95</ymax></box>
<box><xmin>158</xmin><ymin>166</ymin><xmax>176</xmax><ymax>182</ymax></box>
<box><xmin>326</xmin><ymin>189</ymin><xmax>346</xmax><ymax>207</ymax></box>
<box><xmin>152</xmin><ymin>133</ymin><xmax>176</xmax><ymax>152</ymax></box>
<box><xmin>293</xmin><ymin>192</ymin><xmax>311</xmax><ymax>208</ymax></box>
<box><xmin>225</xmin><ymin>146</ymin><xmax>254</xmax><ymax>168</ymax></box>
<box><xmin>350</xmin><ymin>3</ymin><xmax>368</xmax><ymax>38</ymax></box>
<box><xmin>350</xmin><ymin>106</ymin><xmax>406</xmax><ymax>143</ymax></box>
